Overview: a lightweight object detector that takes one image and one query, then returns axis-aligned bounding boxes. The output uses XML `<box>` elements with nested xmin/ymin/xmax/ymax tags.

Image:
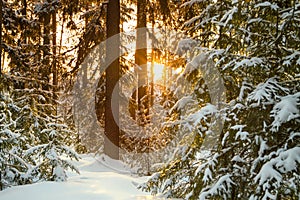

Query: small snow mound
<box><xmin>95</xmin><ymin>154</ymin><xmax>133</xmax><ymax>174</ymax></box>
<box><xmin>79</xmin><ymin>159</ymin><xmax>106</xmax><ymax>172</ymax></box>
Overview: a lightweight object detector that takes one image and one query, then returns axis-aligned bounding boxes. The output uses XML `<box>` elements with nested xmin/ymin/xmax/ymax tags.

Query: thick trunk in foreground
<box><xmin>104</xmin><ymin>0</ymin><xmax>120</xmax><ymax>159</ymax></box>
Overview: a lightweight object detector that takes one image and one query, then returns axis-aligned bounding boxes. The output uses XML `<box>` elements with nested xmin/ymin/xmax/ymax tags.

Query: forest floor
<box><xmin>0</xmin><ymin>154</ymin><xmax>168</xmax><ymax>200</ymax></box>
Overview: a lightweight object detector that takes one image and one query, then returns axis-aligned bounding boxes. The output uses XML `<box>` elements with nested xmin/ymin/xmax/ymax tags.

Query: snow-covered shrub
<box><xmin>24</xmin><ymin>123</ymin><xmax>80</xmax><ymax>182</ymax></box>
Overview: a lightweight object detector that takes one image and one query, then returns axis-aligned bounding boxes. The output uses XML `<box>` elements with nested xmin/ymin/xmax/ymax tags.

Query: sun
<box><xmin>149</xmin><ymin>63</ymin><xmax>165</xmax><ymax>82</ymax></box>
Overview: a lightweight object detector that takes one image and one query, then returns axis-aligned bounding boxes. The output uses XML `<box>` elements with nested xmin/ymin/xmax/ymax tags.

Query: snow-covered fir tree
<box><xmin>0</xmin><ymin>0</ymin><xmax>84</xmax><ymax>190</ymax></box>
<box><xmin>0</xmin><ymin>76</ymin><xmax>79</xmax><ymax>190</ymax></box>
<box><xmin>141</xmin><ymin>1</ymin><xmax>300</xmax><ymax>199</ymax></box>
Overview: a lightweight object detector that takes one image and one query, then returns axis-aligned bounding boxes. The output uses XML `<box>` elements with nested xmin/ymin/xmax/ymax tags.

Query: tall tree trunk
<box><xmin>21</xmin><ymin>0</ymin><xmax>27</xmax><ymax>44</ymax></box>
<box><xmin>0</xmin><ymin>0</ymin><xmax>2</xmax><ymax>190</ymax></box>
<box><xmin>150</xmin><ymin>22</ymin><xmax>155</xmax><ymax>107</ymax></box>
<box><xmin>150</xmin><ymin>51</ymin><xmax>154</xmax><ymax>106</ymax></box>
<box><xmin>135</xmin><ymin>0</ymin><xmax>148</xmax><ymax>126</ymax></box>
<box><xmin>36</xmin><ymin>16</ymin><xmax>42</xmax><ymax>64</ymax></box>
<box><xmin>58</xmin><ymin>15</ymin><xmax>64</xmax><ymax>56</ymax></box>
<box><xmin>0</xmin><ymin>0</ymin><xmax>2</xmax><ymax>76</ymax></box>
<box><xmin>42</xmin><ymin>2</ymin><xmax>51</xmax><ymax>90</ymax></box>
<box><xmin>104</xmin><ymin>0</ymin><xmax>120</xmax><ymax>159</ymax></box>
<box><xmin>82</xmin><ymin>3</ymin><xmax>89</xmax><ymax>88</ymax></box>
<box><xmin>52</xmin><ymin>12</ymin><xmax>57</xmax><ymax>100</ymax></box>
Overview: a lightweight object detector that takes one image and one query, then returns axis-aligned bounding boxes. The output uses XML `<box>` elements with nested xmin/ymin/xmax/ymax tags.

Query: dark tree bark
<box><xmin>52</xmin><ymin>11</ymin><xmax>57</xmax><ymax>100</ymax></box>
<box><xmin>82</xmin><ymin>3</ymin><xmax>89</xmax><ymax>88</ymax></box>
<box><xmin>150</xmin><ymin>21</ymin><xmax>155</xmax><ymax>107</ymax></box>
<box><xmin>135</xmin><ymin>0</ymin><xmax>149</xmax><ymax>126</ymax></box>
<box><xmin>42</xmin><ymin>0</ymin><xmax>51</xmax><ymax>90</ymax></box>
<box><xmin>0</xmin><ymin>0</ymin><xmax>2</xmax><ymax>190</ymax></box>
<box><xmin>43</xmin><ymin>10</ymin><xmax>50</xmax><ymax>65</ymax></box>
<box><xmin>104</xmin><ymin>0</ymin><xmax>120</xmax><ymax>159</ymax></box>
<box><xmin>21</xmin><ymin>0</ymin><xmax>27</xmax><ymax>44</ymax></box>
<box><xmin>0</xmin><ymin>0</ymin><xmax>2</xmax><ymax>76</ymax></box>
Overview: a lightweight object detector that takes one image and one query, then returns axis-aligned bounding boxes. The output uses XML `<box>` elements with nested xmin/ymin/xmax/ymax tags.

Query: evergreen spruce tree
<box><xmin>141</xmin><ymin>1</ymin><xmax>300</xmax><ymax>199</ymax></box>
<box><xmin>0</xmin><ymin>0</ymin><xmax>84</xmax><ymax>190</ymax></box>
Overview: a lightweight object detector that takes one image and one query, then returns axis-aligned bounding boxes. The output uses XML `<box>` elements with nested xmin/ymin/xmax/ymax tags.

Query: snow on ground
<box><xmin>0</xmin><ymin>154</ymin><xmax>166</xmax><ymax>200</ymax></box>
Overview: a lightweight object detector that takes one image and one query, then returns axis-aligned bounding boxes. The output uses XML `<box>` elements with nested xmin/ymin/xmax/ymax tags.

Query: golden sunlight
<box><xmin>150</xmin><ymin>63</ymin><xmax>165</xmax><ymax>82</ymax></box>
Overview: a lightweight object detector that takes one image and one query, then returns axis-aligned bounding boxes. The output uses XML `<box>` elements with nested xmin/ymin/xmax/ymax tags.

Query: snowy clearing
<box><xmin>0</xmin><ymin>154</ymin><xmax>168</xmax><ymax>200</ymax></box>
